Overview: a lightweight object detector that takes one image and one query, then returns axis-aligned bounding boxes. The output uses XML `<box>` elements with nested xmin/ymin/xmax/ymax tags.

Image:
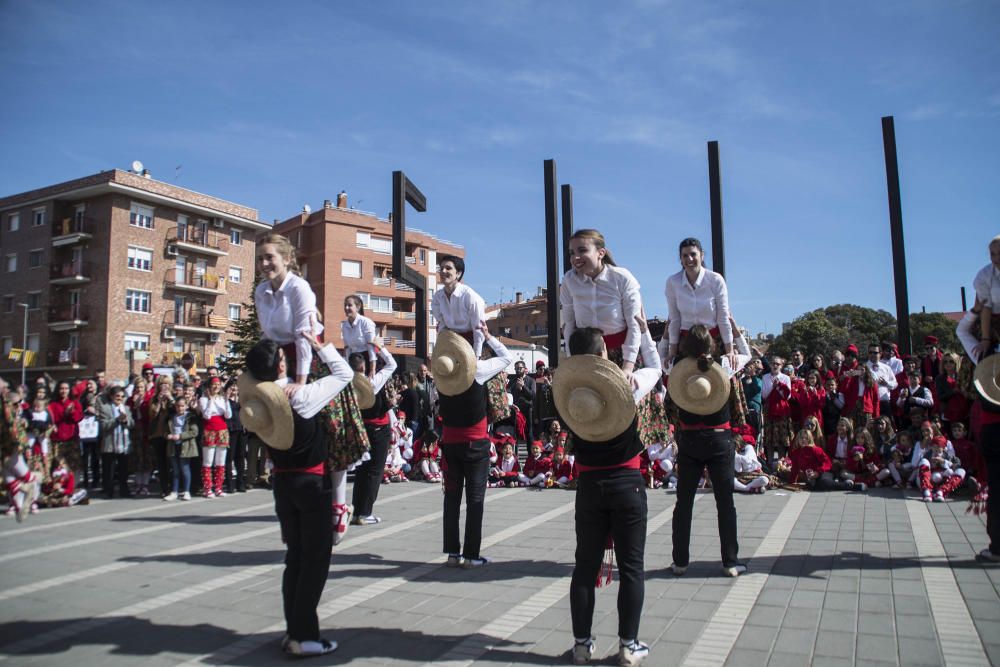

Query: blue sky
<box><xmin>1</xmin><ymin>0</ymin><xmax>997</xmax><ymax>337</ymax></box>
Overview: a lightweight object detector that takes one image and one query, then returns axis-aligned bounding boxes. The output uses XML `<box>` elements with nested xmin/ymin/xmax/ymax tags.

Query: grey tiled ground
<box><xmin>0</xmin><ymin>482</ymin><xmax>995</xmax><ymax>666</ymax></box>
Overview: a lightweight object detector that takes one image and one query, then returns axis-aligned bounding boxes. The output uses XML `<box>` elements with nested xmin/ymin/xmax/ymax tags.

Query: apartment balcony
<box><xmin>395</xmin><ymin>311</ymin><xmax>417</xmax><ymax>321</ymax></box>
<box><xmin>48</xmin><ymin>305</ymin><xmax>90</xmax><ymax>331</ymax></box>
<box><xmin>50</xmin><ymin>260</ymin><xmax>93</xmax><ymax>285</ymax></box>
<box><xmin>162</xmin><ymin>310</ymin><xmax>229</xmax><ymax>337</ymax></box>
<box><xmin>395</xmin><ymin>281</ymin><xmax>415</xmax><ymax>292</ymax></box>
<box><xmin>388</xmin><ymin>338</ymin><xmax>416</xmax><ymax>350</ymax></box>
<box><xmin>52</xmin><ymin>217</ymin><xmax>95</xmax><ymax>247</ymax></box>
<box><xmin>163</xmin><ymin>268</ymin><xmax>227</xmax><ymax>296</ymax></box>
<box><xmin>372</xmin><ymin>277</ymin><xmax>392</xmax><ymax>287</ymax></box>
<box><xmin>166</xmin><ymin>226</ymin><xmax>229</xmax><ymax>256</ymax></box>
<box><xmin>46</xmin><ymin>348</ymin><xmax>86</xmax><ymax>369</ymax></box>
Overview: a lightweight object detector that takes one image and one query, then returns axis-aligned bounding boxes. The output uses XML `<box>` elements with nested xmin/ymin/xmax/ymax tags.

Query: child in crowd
<box><xmin>489</xmin><ymin>442</ymin><xmax>520</xmax><ymax>488</ymax></box>
<box><xmin>543</xmin><ymin>420</ymin><xmax>568</xmax><ymax>453</ymax></box>
<box><xmin>918</xmin><ymin>435</ymin><xmax>965</xmax><ymax>502</ymax></box>
<box><xmin>643</xmin><ymin>432</ymin><xmax>677</xmax><ymax>489</ymax></box>
<box><xmin>414</xmin><ymin>430</ymin><xmax>442</xmax><ymax>482</ymax></box>
<box><xmin>950</xmin><ymin>422</ymin><xmax>984</xmax><ymax>493</ymax></box>
<box><xmin>800</xmin><ymin>416</ymin><xmax>825</xmax><ymax>456</ymax></box>
<box><xmin>846</xmin><ymin>430</ymin><xmax>881</xmax><ymax>489</ymax></box>
<box><xmin>547</xmin><ymin>446</ymin><xmax>574</xmax><ymax>489</ymax></box>
<box><xmin>3</xmin><ymin>392</ymin><xmax>38</xmax><ymax>522</ymax></box>
<box><xmin>733</xmin><ymin>434</ymin><xmax>769</xmax><ymax>494</ymax></box>
<box><xmin>383</xmin><ymin>443</ymin><xmax>409</xmax><ymax>483</ymax></box>
<box><xmin>23</xmin><ymin>396</ymin><xmax>53</xmax><ymax>470</ymax></box>
<box><xmin>39</xmin><ymin>456</ymin><xmax>88</xmax><ymax>507</ymax></box>
<box><xmin>164</xmin><ymin>395</ymin><xmax>199</xmax><ymax>501</ymax></box>
<box><xmin>822</xmin><ymin>376</ymin><xmax>844</xmax><ymax>437</ymax></box>
<box><xmin>518</xmin><ymin>441</ymin><xmax>550</xmax><ymax>487</ymax></box>
<box><xmin>888</xmin><ymin>430</ymin><xmax>916</xmax><ymax>488</ymax></box>
<box><xmin>873</xmin><ymin>416</ymin><xmax>896</xmax><ymax>463</ymax></box>
<box><xmin>788</xmin><ymin>429</ymin><xmax>859</xmax><ymax>491</ymax></box>
<box><xmin>825</xmin><ymin>417</ymin><xmax>854</xmax><ymax>466</ymax></box>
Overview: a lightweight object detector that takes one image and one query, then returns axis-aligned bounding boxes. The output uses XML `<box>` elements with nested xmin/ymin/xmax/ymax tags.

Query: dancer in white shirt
<box><xmin>341</xmin><ymin>294</ymin><xmax>377</xmax><ymax>378</ymax></box>
<box><xmin>431</xmin><ymin>255</ymin><xmax>487</xmax><ymax>357</ymax></box>
<box><xmin>255</xmin><ymin>234</ymin><xmax>324</xmax><ymax>384</ymax></box>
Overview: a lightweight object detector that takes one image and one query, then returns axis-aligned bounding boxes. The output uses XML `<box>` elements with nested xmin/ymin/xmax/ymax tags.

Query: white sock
<box><xmin>331</xmin><ymin>470</ymin><xmax>347</xmax><ymax>505</ymax></box>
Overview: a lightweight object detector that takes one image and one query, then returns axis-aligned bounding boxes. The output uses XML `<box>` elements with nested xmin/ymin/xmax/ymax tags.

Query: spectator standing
<box><xmin>99</xmin><ymin>386</ymin><xmax>133</xmax><ymax>499</ymax></box>
<box><xmin>508</xmin><ymin>361</ymin><xmax>536</xmax><ymax>443</ymax></box>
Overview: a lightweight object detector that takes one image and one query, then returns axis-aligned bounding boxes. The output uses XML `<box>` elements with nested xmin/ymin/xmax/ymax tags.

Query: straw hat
<box><xmin>667</xmin><ymin>357</ymin><xmax>731</xmax><ymax>415</ymax></box>
<box><xmin>974</xmin><ymin>353</ymin><xmax>1000</xmax><ymax>407</ymax></box>
<box><xmin>352</xmin><ymin>372</ymin><xmax>375</xmax><ymax>410</ymax></box>
<box><xmin>236</xmin><ymin>372</ymin><xmax>294</xmax><ymax>451</ymax></box>
<box><xmin>552</xmin><ymin>355</ymin><xmax>634</xmax><ymax>442</ymax></box>
<box><xmin>431</xmin><ymin>330</ymin><xmax>477</xmax><ymax>396</ymax></box>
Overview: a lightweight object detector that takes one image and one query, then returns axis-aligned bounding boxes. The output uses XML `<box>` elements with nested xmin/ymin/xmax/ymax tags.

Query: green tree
<box><xmin>217</xmin><ymin>274</ymin><xmax>262</xmax><ymax>377</ymax></box>
<box><xmin>909</xmin><ymin>312</ymin><xmax>961</xmax><ymax>354</ymax></box>
<box><xmin>769</xmin><ymin>310</ymin><xmax>851</xmax><ymax>359</ymax></box>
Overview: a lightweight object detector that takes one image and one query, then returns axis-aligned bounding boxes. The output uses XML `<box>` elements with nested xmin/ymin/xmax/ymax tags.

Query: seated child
<box><xmin>383</xmin><ymin>444</ymin><xmax>409</xmax><ymax>483</ymax></box>
<box><xmin>789</xmin><ymin>429</ymin><xmax>860</xmax><ymax>491</ymax></box>
<box><xmin>39</xmin><ymin>457</ymin><xmax>88</xmax><ymax>507</ymax></box>
<box><xmin>414</xmin><ymin>430</ymin><xmax>442</xmax><ymax>482</ymax></box>
<box><xmin>918</xmin><ymin>435</ymin><xmax>966</xmax><ymax>502</ymax></box>
<box><xmin>543</xmin><ymin>420</ymin><xmax>568</xmax><ymax>453</ymax></box>
<box><xmin>949</xmin><ymin>422</ymin><xmax>984</xmax><ymax>493</ymax></box>
<box><xmin>489</xmin><ymin>442</ymin><xmax>520</xmax><ymax>487</ymax></box>
<box><xmin>844</xmin><ymin>429</ymin><xmax>880</xmax><ymax>490</ymax></box>
<box><xmin>644</xmin><ymin>430</ymin><xmax>677</xmax><ymax>489</ymax></box>
<box><xmin>518</xmin><ymin>441</ymin><xmax>550</xmax><ymax>487</ymax></box>
<box><xmin>3</xmin><ymin>392</ymin><xmax>38</xmax><ymax>522</ymax></box>
<box><xmin>547</xmin><ymin>446</ymin><xmax>574</xmax><ymax>488</ymax></box>
<box><xmin>734</xmin><ymin>434</ymin><xmax>769</xmax><ymax>494</ymax></box>
<box><xmin>888</xmin><ymin>430</ymin><xmax>916</xmax><ymax>488</ymax></box>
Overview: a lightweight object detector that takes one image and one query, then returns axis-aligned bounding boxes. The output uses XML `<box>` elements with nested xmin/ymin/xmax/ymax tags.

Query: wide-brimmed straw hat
<box><xmin>667</xmin><ymin>357</ymin><xmax>731</xmax><ymax>416</ymax></box>
<box><xmin>352</xmin><ymin>372</ymin><xmax>375</xmax><ymax>409</ymax></box>
<box><xmin>552</xmin><ymin>355</ymin><xmax>634</xmax><ymax>442</ymax></box>
<box><xmin>432</xmin><ymin>330</ymin><xmax>477</xmax><ymax>396</ymax></box>
<box><xmin>236</xmin><ymin>372</ymin><xmax>294</xmax><ymax>451</ymax></box>
<box><xmin>974</xmin><ymin>353</ymin><xmax>1000</xmax><ymax>407</ymax></box>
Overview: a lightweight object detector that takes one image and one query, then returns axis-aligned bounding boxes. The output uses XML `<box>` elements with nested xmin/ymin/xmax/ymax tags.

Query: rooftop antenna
<box><xmin>131</xmin><ymin>160</ymin><xmax>144</xmax><ymax>174</ymax></box>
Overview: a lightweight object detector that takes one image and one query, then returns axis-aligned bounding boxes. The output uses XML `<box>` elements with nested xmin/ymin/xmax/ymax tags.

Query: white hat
<box><xmin>237</xmin><ymin>373</ymin><xmax>294</xmax><ymax>451</ymax></box>
<box><xmin>552</xmin><ymin>355</ymin><xmax>634</xmax><ymax>442</ymax></box>
<box><xmin>431</xmin><ymin>330</ymin><xmax>477</xmax><ymax>396</ymax></box>
<box><xmin>667</xmin><ymin>357</ymin><xmax>731</xmax><ymax>416</ymax></box>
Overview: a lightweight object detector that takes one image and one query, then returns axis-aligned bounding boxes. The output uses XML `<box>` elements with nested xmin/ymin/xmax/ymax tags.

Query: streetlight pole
<box><xmin>19</xmin><ymin>303</ymin><xmax>29</xmax><ymax>389</ymax></box>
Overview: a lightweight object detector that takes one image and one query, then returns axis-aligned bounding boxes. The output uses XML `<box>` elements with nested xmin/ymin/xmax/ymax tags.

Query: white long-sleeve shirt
<box><xmin>863</xmin><ymin>360</ymin><xmax>897</xmax><ymax>401</ymax></box>
<box><xmin>956</xmin><ymin>311</ymin><xmax>980</xmax><ymax>364</ymax></box>
<box><xmin>256</xmin><ymin>272</ymin><xmax>324</xmax><ymax>380</ymax></box>
<box><xmin>560</xmin><ymin>265</ymin><xmax>643</xmax><ymax>365</ymax></box>
<box><xmin>761</xmin><ymin>372</ymin><xmax>791</xmax><ymax>401</ymax></box>
<box><xmin>474</xmin><ymin>337</ymin><xmax>514</xmax><ymax>384</ymax></box>
<box><xmin>734</xmin><ymin>445</ymin><xmax>762</xmax><ymax>473</ymax></box>
<box><xmin>665</xmin><ymin>267</ymin><xmax>733</xmax><ymax>347</ymax></box>
<box><xmin>974</xmin><ymin>263</ymin><xmax>1000</xmax><ymax>310</ymax></box>
<box><xmin>431</xmin><ymin>283</ymin><xmax>486</xmax><ymax>357</ymax></box>
<box><xmin>371</xmin><ymin>346</ymin><xmax>398</xmax><ymax>394</ymax></box>
<box><xmin>274</xmin><ymin>344</ymin><xmax>353</xmax><ymax>419</ymax></box>
<box><xmin>341</xmin><ymin>315</ymin><xmax>377</xmax><ymax>362</ymax></box>
<box><xmin>198</xmin><ymin>394</ymin><xmax>232</xmax><ymax>420</ymax></box>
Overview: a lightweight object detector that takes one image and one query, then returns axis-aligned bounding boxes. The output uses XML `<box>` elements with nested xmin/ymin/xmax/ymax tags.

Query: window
<box><xmin>228</xmin><ymin>304</ymin><xmax>242</xmax><ymax>321</ymax></box>
<box><xmin>370</xmin><ymin>296</ymin><xmax>392</xmax><ymax>313</ymax></box>
<box><xmin>2</xmin><ymin>296</ymin><xmax>12</xmax><ymax>313</ymax></box>
<box><xmin>341</xmin><ymin>260</ymin><xmax>362</xmax><ymax>278</ymax></box>
<box><xmin>26</xmin><ymin>292</ymin><xmax>40</xmax><ymax>310</ymax></box>
<box><xmin>129</xmin><ymin>202</ymin><xmax>154</xmax><ymax>229</ymax></box>
<box><xmin>74</xmin><ymin>204</ymin><xmax>85</xmax><ymax>224</ymax></box>
<box><xmin>370</xmin><ymin>236</ymin><xmax>392</xmax><ymax>254</ymax></box>
<box><xmin>5</xmin><ymin>254</ymin><xmax>15</xmax><ymax>272</ymax></box>
<box><xmin>355</xmin><ymin>232</ymin><xmax>370</xmax><ymax>248</ymax></box>
<box><xmin>27</xmin><ymin>333</ymin><xmax>39</xmax><ymax>352</ymax></box>
<box><xmin>124</xmin><ymin>333</ymin><xmax>150</xmax><ymax>351</ymax></box>
<box><xmin>1</xmin><ymin>337</ymin><xmax>11</xmax><ymax>355</ymax></box>
<box><xmin>127</xmin><ymin>246</ymin><xmax>153</xmax><ymax>271</ymax></box>
<box><xmin>32</xmin><ymin>208</ymin><xmax>45</xmax><ymax>227</ymax></box>
<box><xmin>228</xmin><ymin>266</ymin><xmax>242</xmax><ymax>283</ymax></box>
<box><xmin>355</xmin><ymin>292</ymin><xmax>370</xmax><ymax>306</ymax></box>
<box><xmin>230</xmin><ymin>228</ymin><xmax>242</xmax><ymax>246</ymax></box>
<box><xmin>419</xmin><ymin>248</ymin><xmax>427</xmax><ymax>264</ymax></box>
<box><xmin>6</xmin><ymin>213</ymin><xmax>18</xmax><ymax>232</ymax></box>
<box><xmin>125</xmin><ymin>289</ymin><xmax>151</xmax><ymax>313</ymax></box>
<box><xmin>28</xmin><ymin>249</ymin><xmax>43</xmax><ymax>268</ymax></box>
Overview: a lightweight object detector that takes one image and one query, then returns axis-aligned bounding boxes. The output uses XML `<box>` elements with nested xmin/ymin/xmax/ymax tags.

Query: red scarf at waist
<box><xmin>602</xmin><ymin>329</ymin><xmax>627</xmax><ymax>351</ymax></box>
<box><xmin>279</xmin><ymin>332</ymin><xmax>324</xmax><ymax>372</ymax></box>
<box><xmin>364</xmin><ymin>414</ymin><xmax>391</xmax><ymax>427</ymax></box>
<box><xmin>678</xmin><ymin>421</ymin><xmax>730</xmax><ymax>431</ymax></box>
<box><xmin>442</xmin><ymin>417</ymin><xmax>489</xmax><ymax>444</ymax></box>
<box><xmin>576</xmin><ymin>454</ymin><xmax>642</xmax><ymax>474</ymax></box>
<box><xmin>272</xmin><ymin>462</ymin><xmax>326</xmax><ymax>476</ymax></box>
<box><xmin>204</xmin><ymin>415</ymin><xmax>228</xmax><ymax>432</ymax></box>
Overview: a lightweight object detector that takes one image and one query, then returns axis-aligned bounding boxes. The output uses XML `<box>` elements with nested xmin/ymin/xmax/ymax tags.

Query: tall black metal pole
<box><xmin>961</xmin><ymin>286</ymin><xmax>968</xmax><ymax>312</ymax></box>
<box><xmin>881</xmin><ymin>116</ymin><xmax>912</xmax><ymax>355</ymax></box>
<box><xmin>561</xmin><ymin>184</ymin><xmax>574</xmax><ymax>276</ymax></box>
<box><xmin>707</xmin><ymin>141</ymin><xmax>725</xmax><ymax>279</ymax></box>
<box><xmin>392</xmin><ymin>170</ymin><xmax>428</xmax><ymax>361</ymax></box>
<box><xmin>544</xmin><ymin>160</ymin><xmax>560</xmax><ymax>368</ymax></box>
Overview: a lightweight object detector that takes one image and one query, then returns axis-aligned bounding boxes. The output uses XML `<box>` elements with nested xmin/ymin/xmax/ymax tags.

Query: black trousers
<box><xmin>673</xmin><ymin>429</ymin><xmax>739</xmax><ymax>568</ymax></box>
<box><xmin>151</xmin><ymin>437</ymin><xmax>171</xmax><ymax>495</ymax></box>
<box><xmin>273</xmin><ymin>472</ymin><xmax>333</xmax><ymax>642</ymax></box>
<box><xmin>570</xmin><ymin>468</ymin><xmax>647</xmax><ymax>641</ymax></box>
<box><xmin>226</xmin><ymin>430</ymin><xmax>247</xmax><ymax>492</ymax></box>
<box><xmin>352</xmin><ymin>424</ymin><xmax>391</xmax><ymax>517</ymax></box>
<box><xmin>101</xmin><ymin>453</ymin><xmax>130</xmax><ymax>498</ymax></box>
<box><xmin>442</xmin><ymin>439</ymin><xmax>491</xmax><ymax>559</ymax></box>
<box><xmin>982</xmin><ymin>423</ymin><xmax>1000</xmax><ymax>556</ymax></box>
<box><xmin>82</xmin><ymin>440</ymin><xmax>101</xmax><ymax>488</ymax></box>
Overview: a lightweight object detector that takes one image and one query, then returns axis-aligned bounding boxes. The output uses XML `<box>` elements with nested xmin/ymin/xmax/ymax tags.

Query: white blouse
<box><xmin>974</xmin><ymin>263</ymin><xmax>1000</xmax><ymax>310</ymax></box>
<box><xmin>255</xmin><ymin>272</ymin><xmax>324</xmax><ymax>379</ymax></box>
<box><xmin>198</xmin><ymin>394</ymin><xmax>233</xmax><ymax>420</ymax></box>
<box><xmin>431</xmin><ymin>282</ymin><xmax>486</xmax><ymax>356</ymax></box>
<box><xmin>665</xmin><ymin>267</ymin><xmax>733</xmax><ymax>347</ymax></box>
<box><xmin>560</xmin><ymin>264</ymin><xmax>643</xmax><ymax>364</ymax></box>
<box><xmin>341</xmin><ymin>315</ymin><xmax>377</xmax><ymax>361</ymax></box>
<box><xmin>734</xmin><ymin>445</ymin><xmax>761</xmax><ymax>473</ymax></box>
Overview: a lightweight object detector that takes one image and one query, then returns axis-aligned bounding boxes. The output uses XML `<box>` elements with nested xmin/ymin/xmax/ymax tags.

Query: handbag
<box><xmin>79</xmin><ymin>415</ymin><xmax>99</xmax><ymax>440</ymax></box>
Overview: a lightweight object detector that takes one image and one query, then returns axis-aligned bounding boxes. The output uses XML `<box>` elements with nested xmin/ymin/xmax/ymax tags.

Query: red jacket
<box><xmin>793</xmin><ymin>384</ymin><xmax>826</xmax><ymax>426</ymax></box>
<box><xmin>936</xmin><ymin>375</ymin><xmax>970</xmax><ymax>423</ymax></box>
<box><xmin>551</xmin><ymin>459</ymin><xmax>573</xmax><ymax>481</ymax></box>
<box><xmin>493</xmin><ymin>456</ymin><xmax>521</xmax><ymax>478</ymax></box>
<box><xmin>522</xmin><ymin>454</ymin><xmax>551</xmax><ymax>478</ymax></box>
<box><xmin>48</xmin><ymin>398</ymin><xmax>82</xmax><ymax>443</ymax></box>
<box><xmin>845</xmin><ymin>446</ymin><xmax>881</xmax><ymax>478</ymax></box>
<box><xmin>765</xmin><ymin>377</ymin><xmax>791</xmax><ymax>419</ymax></box>
<box><xmin>951</xmin><ymin>437</ymin><xmax>984</xmax><ymax>478</ymax></box>
<box><xmin>825</xmin><ymin>434</ymin><xmax>851</xmax><ymax>461</ymax></box>
<box><xmin>789</xmin><ymin>445</ymin><xmax>832</xmax><ymax>484</ymax></box>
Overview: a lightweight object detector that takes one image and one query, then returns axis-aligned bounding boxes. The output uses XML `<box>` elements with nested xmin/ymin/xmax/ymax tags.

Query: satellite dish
<box><xmin>132</xmin><ymin>160</ymin><xmax>144</xmax><ymax>173</ymax></box>
<box><xmin>302</xmin><ymin>204</ymin><xmax>312</xmax><ymax>214</ymax></box>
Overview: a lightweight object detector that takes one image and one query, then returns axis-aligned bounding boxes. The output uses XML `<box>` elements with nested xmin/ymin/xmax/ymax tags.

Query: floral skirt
<box><xmin>204</xmin><ymin>428</ymin><xmax>230</xmax><ymax>448</ymax></box>
<box><xmin>606</xmin><ymin>344</ymin><xmax>668</xmax><ymax>445</ymax></box>
<box><xmin>487</xmin><ymin>372</ymin><xmax>511</xmax><ymax>424</ymax></box>
<box><xmin>322</xmin><ymin>384</ymin><xmax>371</xmax><ymax>471</ymax></box>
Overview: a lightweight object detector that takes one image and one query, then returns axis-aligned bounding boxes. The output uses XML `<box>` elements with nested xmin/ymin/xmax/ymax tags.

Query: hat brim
<box><xmin>974</xmin><ymin>353</ymin><xmax>1000</xmax><ymax>407</ymax></box>
<box><xmin>236</xmin><ymin>373</ymin><xmax>294</xmax><ymax>451</ymax></box>
<box><xmin>667</xmin><ymin>357</ymin><xmax>731</xmax><ymax>416</ymax></box>
<box><xmin>432</xmin><ymin>331</ymin><xmax>477</xmax><ymax>396</ymax></box>
<box><xmin>352</xmin><ymin>373</ymin><xmax>375</xmax><ymax>409</ymax></box>
<box><xmin>552</xmin><ymin>355</ymin><xmax>634</xmax><ymax>442</ymax></box>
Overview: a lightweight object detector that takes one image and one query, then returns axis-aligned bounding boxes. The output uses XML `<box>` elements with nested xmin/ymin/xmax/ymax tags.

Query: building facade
<box><xmin>272</xmin><ymin>195</ymin><xmax>463</xmax><ymax>358</ymax></box>
<box><xmin>486</xmin><ymin>290</ymin><xmax>552</xmax><ymax>345</ymax></box>
<box><xmin>0</xmin><ymin>169</ymin><xmax>268</xmax><ymax>384</ymax></box>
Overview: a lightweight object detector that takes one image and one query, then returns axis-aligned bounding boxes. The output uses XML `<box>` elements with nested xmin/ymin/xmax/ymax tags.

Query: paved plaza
<box><xmin>0</xmin><ymin>481</ymin><xmax>997</xmax><ymax>666</ymax></box>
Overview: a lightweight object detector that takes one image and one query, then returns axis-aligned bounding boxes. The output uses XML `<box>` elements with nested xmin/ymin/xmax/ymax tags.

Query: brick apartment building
<box><xmin>0</xmin><ymin>168</ymin><xmax>268</xmax><ymax>384</ymax></box>
<box><xmin>273</xmin><ymin>192</ymin><xmax>463</xmax><ymax>358</ymax></box>
<box><xmin>486</xmin><ymin>289</ymin><xmax>552</xmax><ymax>345</ymax></box>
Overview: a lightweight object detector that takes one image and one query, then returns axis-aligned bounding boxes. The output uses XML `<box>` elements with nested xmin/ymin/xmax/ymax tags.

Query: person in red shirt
<box><xmin>949</xmin><ymin>422</ymin><xmax>983</xmax><ymax>491</ymax></box>
<box><xmin>936</xmin><ymin>353</ymin><xmax>970</xmax><ymax>434</ymax></box>
<box><xmin>762</xmin><ymin>357</ymin><xmax>792</xmax><ymax>467</ymax></box>
<box><xmin>845</xmin><ymin>430</ymin><xmax>881</xmax><ymax>489</ymax></box>
<box><xmin>793</xmin><ymin>370</ymin><xmax>826</xmax><ymax>431</ymax></box>
<box><xmin>548</xmin><ymin>446</ymin><xmax>574</xmax><ymax>488</ymax></box>
<box><xmin>837</xmin><ymin>345</ymin><xmax>862</xmax><ymax>416</ymax></box>
<box><xmin>789</xmin><ymin>429</ymin><xmax>860</xmax><ymax>491</ymax></box>
<box><xmin>48</xmin><ymin>381</ymin><xmax>82</xmax><ymax>477</ymax></box>
<box><xmin>518</xmin><ymin>441</ymin><xmax>551</xmax><ymax>487</ymax></box>
<box><xmin>489</xmin><ymin>442</ymin><xmax>520</xmax><ymax>488</ymax></box>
